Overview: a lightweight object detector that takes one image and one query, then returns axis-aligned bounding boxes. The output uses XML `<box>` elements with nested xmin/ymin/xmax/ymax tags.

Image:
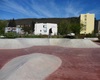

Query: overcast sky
<box><xmin>0</xmin><ymin>0</ymin><xmax>100</xmax><ymax>19</ymax></box>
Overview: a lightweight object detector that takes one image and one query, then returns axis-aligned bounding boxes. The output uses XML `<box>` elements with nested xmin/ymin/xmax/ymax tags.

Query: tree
<box><xmin>58</xmin><ymin>20</ymin><xmax>71</xmax><ymax>35</ymax></box>
<box><xmin>22</xmin><ymin>25</ymin><xmax>33</xmax><ymax>34</ymax></box>
<box><xmin>70</xmin><ymin>23</ymin><xmax>82</xmax><ymax>35</ymax></box>
<box><xmin>22</xmin><ymin>21</ymin><xmax>35</xmax><ymax>34</ymax></box>
<box><xmin>8</xmin><ymin>18</ymin><xmax>16</xmax><ymax>27</ymax></box>
<box><xmin>58</xmin><ymin>18</ymin><xmax>83</xmax><ymax>36</ymax></box>
<box><xmin>0</xmin><ymin>20</ymin><xmax>7</xmax><ymax>35</ymax></box>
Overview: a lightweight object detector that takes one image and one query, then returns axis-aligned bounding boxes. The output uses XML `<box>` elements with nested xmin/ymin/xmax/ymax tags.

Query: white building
<box><xmin>34</xmin><ymin>23</ymin><xmax>58</xmax><ymax>35</ymax></box>
<box><xmin>5</xmin><ymin>23</ymin><xmax>58</xmax><ymax>35</ymax></box>
<box><xmin>5</xmin><ymin>27</ymin><xmax>22</xmax><ymax>34</ymax></box>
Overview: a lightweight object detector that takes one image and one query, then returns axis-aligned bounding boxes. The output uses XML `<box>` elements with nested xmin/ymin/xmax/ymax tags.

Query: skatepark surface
<box><xmin>0</xmin><ymin>38</ymin><xmax>99</xmax><ymax>49</ymax></box>
<box><xmin>0</xmin><ymin>53</ymin><xmax>61</xmax><ymax>80</ymax></box>
<box><xmin>0</xmin><ymin>38</ymin><xmax>100</xmax><ymax>80</ymax></box>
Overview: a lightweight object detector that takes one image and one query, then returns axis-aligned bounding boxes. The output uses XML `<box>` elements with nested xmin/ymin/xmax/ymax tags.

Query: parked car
<box><xmin>0</xmin><ymin>35</ymin><xmax>5</xmax><ymax>38</ymax></box>
<box><xmin>63</xmin><ymin>33</ymin><xmax>75</xmax><ymax>39</ymax></box>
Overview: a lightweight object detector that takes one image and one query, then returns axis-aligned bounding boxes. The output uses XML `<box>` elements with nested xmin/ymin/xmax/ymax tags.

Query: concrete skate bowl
<box><xmin>0</xmin><ymin>38</ymin><xmax>100</xmax><ymax>80</ymax></box>
<box><xmin>0</xmin><ymin>53</ymin><xmax>62</xmax><ymax>80</ymax></box>
<box><xmin>0</xmin><ymin>38</ymin><xmax>100</xmax><ymax>49</ymax></box>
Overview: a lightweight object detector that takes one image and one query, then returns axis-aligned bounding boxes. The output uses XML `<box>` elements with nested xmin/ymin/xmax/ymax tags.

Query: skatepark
<box><xmin>0</xmin><ymin>38</ymin><xmax>100</xmax><ymax>80</ymax></box>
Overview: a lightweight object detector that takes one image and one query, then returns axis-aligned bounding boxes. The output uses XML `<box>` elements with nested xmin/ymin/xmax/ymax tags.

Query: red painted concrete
<box><xmin>0</xmin><ymin>46</ymin><xmax>100</xmax><ymax>80</ymax></box>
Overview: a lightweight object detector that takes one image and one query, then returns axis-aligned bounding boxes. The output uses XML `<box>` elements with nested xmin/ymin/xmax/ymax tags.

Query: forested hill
<box><xmin>15</xmin><ymin>17</ymin><xmax>79</xmax><ymax>24</ymax></box>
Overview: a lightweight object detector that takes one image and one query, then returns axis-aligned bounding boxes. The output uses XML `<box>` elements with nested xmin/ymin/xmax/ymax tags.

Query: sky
<box><xmin>0</xmin><ymin>0</ymin><xmax>100</xmax><ymax>20</ymax></box>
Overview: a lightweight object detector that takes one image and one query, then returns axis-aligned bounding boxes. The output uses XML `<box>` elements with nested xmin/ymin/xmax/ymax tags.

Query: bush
<box><xmin>85</xmin><ymin>33</ymin><xmax>96</xmax><ymax>38</ymax></box>
<box><xmin>21</xmin><ymin>34</ymin><xmax>62</xmax><ymax>38</ymax></box>
<box><xmin>22</xmin><ymin>34</ymin><xmax>47</xmax><ymax>38</ymax></box>
<box><xmin>4</xmin><ymin>32</ymin><xmax>18</xmax><ymax>38</ymax></box>
<box><xmin>77</xmin><ymin>34</ymin><xmax>85</xmax><ymax>39</ymax></box>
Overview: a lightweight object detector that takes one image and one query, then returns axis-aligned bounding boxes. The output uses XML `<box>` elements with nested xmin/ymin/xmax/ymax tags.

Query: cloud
<box><xmin>0</xmin><ymin>0</ymin><xmax>40</xmax><ymax>18</ymax></box>
<box><xmin>0</xmin><ymin>0</ymin><xmax>100</xmax><ymax>19</ymax></box>
<box><xmin>30</xmin><ymin>0</ymin><xmax>60</xmax><ymax>17</ymax></box>
<box><xmin>0</xmin><ymin>0</ymin><xmax>60</xmax><ymax>18</ymax></box>
<box><xmin>88</xmin><ymin>9</ymin><xmax>100</xmax><ymax>15</ymax></box>
<box><xmin>65</xmin><ymin>0</ymin><xmax>83</xmax><ymax>17</ymax></box>
<box><xmin>0</xmin><ymin>0</ymin><xmax>84</xmax><ymax>18</ymax></box>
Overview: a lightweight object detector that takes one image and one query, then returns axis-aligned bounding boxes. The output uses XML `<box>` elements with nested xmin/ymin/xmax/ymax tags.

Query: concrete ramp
<box><xmin>0</xmin><ymin>38</ymin><xmax>99</xmax><ymax>49</ymax></box>
<box><xmin>0</xmin><ymin>53</ymin><xmax>62</xmax><ymax>80</ymax></box>
<box><xmin>0</xmin><ymin>39</ymin><xmax>24</xmax><ymax>49</ymax></box>
<box><xmin>50</xmin><ymin>39</ymin><xmax>100</xmax><ymax>48</ymax></box>
<box><xmin>65</xmin><ymin>39</ymin><xmax>100</xmax><ymax>48</ymax></box>
<box><xmin>71</xmin><ymin>39</ymin><xmax>100</xmax><ymax>48</ymax></box>
<box><xmin>50</xmin><ymin>38</ymin><xmax>70</xmax><ymax>46</ymax></box>
<box><xmin>17</xmin><ymin>38</ymin><xmax>50</xmax><ymax>47</ymax></box>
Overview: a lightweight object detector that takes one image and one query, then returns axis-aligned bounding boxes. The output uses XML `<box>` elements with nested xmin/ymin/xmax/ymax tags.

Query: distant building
<box><xmin>34</xmin><ymin>23</ymin><xmax>57</xmax><ymax>35</ymax></box>
<box><xmin>5</xmin><ymin>19</ymin><xmax>58</xmax><ymax>35</ymax></box>
<box><xmin>5</xmin><ymin>19</ymin><xmax>22</xmax><ymax>34</ymax></box>
<box><xmin>5</xmin><ymin>17</ymin><xmax>82</xmax><ymax>35</ymax></box>
<box><xmin>5</xmin><ymin>27</ymin><xmax>22</xmax><ymax>34</ymax></box>
<box><xmin>80</xmin><ymin>13</ymin><xmax>95</xmax><ymax>34</ymax></box>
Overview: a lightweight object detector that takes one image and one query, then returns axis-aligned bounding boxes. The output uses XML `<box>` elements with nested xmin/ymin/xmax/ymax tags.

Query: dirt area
<box><xmin>0</xmin><ymin>46</ymin><xmax>100</xmax><ymax>80</ymax></box>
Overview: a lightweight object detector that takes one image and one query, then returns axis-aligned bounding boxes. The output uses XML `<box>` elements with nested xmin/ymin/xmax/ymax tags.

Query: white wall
<box><xmin>34</xmin><ymin>23</ymin><xmax>57</xmax><ymax>35</ymax></box>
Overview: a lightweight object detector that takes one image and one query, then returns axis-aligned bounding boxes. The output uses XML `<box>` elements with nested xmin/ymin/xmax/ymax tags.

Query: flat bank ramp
<box><xmin>50</xmin><ymin>39</ymin><xmax>100</xmax><ymax>48</ymax></box>
<box><xmin>0</xmin><ymin>39</ymin><xmax>23</xmax><ymax>49</ymax></box>
<box><xmin>0</xmin><ymin>53</ymin><xmax>62</xmax><ymax>80</ymax></box>
<box><xmin>0</xmin><ymin>38</ymin><xmax>99</xmax><ymax>49</ymax></box>
<box><xmin>18</xmin><ymin>38</ymin><xmax>50</xmax><ymax>47</ymax></box>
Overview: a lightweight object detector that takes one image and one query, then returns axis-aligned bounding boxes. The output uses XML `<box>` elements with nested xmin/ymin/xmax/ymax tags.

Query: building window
<box><xmin>84</xmin><ymin>21</ymin><xmax>87</xmax><ymax>24</ymax></box>
<box><xmin>12</xmin><ymin>27</ymin><xmax>16</xmax><ymax>30</ymax></box>
<box><xmin>8</xmin><ymin>27</ymin><xmax>11</xmax><ymax>30</ymax></box>
<box><xmin>83</xmin><ymin>25</ymin><xmax>86</xmax><ymax>31</ymax></box>
<box><xmin>84</xmin><ymin>15</ymin><xmax>87</xmax><ymax>18</ymax></box>
<box><xmin>84</xmin><ymin>15</ymin><xmax>87</xmax><ymax>20</ymax></box>
<box><xmin>43</xmin><ymin>25</ymin><xmax>47</xmax><ymax>32</ymax></box>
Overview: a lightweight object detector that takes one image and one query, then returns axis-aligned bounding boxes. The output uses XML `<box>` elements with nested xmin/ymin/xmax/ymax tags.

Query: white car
<box><xmin>0</xmin><ymin>35</ymin><xmax>5</xmax><ymax>38</ymax></box>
